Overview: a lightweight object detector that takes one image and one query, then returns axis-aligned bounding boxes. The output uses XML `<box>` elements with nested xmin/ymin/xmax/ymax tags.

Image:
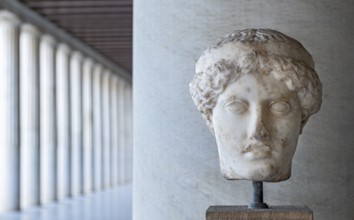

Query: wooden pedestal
<box><xmin>206</xmin><ymin>206</ymin><xmax>313</xmax><ymax>220</ymax></box>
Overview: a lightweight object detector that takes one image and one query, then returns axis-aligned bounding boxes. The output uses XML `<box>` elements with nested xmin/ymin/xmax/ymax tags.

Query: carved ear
<box><xmin>299</xmin><ymin>117</ymin><xmax>308</xmax><ymax>135</ymax></box>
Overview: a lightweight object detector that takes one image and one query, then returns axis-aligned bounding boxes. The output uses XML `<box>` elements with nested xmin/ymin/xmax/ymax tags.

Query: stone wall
<box><xmin>133</xmin><ymin>1</ymin><xmax>354</xmax><ymax>219</ymax></box>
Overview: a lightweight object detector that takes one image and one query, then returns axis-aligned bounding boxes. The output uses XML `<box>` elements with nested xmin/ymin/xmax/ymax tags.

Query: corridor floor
<box><xmin>0</xmin><ymin>184</ymin><xmax>132</xmax><ymax>220</ymax></box>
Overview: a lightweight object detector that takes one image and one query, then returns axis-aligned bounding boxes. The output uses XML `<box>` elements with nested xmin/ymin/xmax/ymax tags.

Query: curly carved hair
<box><xmin>189</xmin><ymin>29</ymin><xmax>322</xmax><ymax>133</ymax></box>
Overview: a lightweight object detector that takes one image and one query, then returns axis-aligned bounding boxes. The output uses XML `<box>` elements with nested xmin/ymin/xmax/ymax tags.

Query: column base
<box><xmin>206</xmin><ymin>206</ymin><xmax>313</xmax><ymax>220</ymax></box>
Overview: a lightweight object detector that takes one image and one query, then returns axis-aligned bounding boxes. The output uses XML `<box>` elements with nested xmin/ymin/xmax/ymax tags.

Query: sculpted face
<box><xmin>212</xmin><ymin>73</ymin><xmax>302</xmax><ymax>181</ymax></box>
<box><xmin>189</xmin><ymin>29</ymin><xmax>322</xmax><ymax>182</ymax></box>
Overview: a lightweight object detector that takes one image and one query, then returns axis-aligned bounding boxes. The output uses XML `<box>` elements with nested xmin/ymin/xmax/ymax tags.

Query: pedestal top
<box><xmin>206</xmin><ymin>206</ymin><xmax>313</xmax><ymax>220</ymax></box>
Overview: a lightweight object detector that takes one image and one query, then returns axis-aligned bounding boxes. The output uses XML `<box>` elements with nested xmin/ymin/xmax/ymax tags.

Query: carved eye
<box><xmin>269</xmin><ymin>100</ymin><xmax>291</xmax><ymax>114</ymax></box>
<box><xmin>226</xmin><ymin>100</ymin><xmax>248</xmax><ymax>113</ymax></box>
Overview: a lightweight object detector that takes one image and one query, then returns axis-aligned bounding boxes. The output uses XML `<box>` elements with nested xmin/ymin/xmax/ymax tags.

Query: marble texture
<box><xmin>189</xmin><ymin>29</ymin><xmax>322</xmax><ymax>182</ymax></box>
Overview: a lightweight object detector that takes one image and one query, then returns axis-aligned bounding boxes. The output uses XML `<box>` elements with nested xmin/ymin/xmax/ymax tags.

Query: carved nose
<box><xmin>248</xmin><ymin>105</ymin><xmax>270</xmax><ymax>141</ymax></box>
<box><xmin>251</xmin><ymin>121</ymin><xmax>270</xmax><ymax>141</ymax></box>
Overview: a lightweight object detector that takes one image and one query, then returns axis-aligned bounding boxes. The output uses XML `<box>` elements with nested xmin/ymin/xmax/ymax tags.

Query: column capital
<box><xmin>57</xmin><ymin>43</ymin><xmax>71</xmax><ymax>54</ymax></box>
<box><xmin>93</xmin><ymin>63</ymin><xmax>103</xmax><ymax>74</ymax></box>
<box><xmin>119</xmin><ymin>79</ymin><xmax>126</xmax><ymax>88</ymax></box>
<box><xmin>112</xmin><ymin>75</ymin><xmax>119</xmax><ymax>84</ymax></box>
<box><xmin>0</xmin><ymin>10</ymin><xmax>21</xmax><ymax>26</ymax></box>
<box><xmin>41</xmin><ymin>34</ymin><xmax>57</xmax><ymax>46</ymax></box>
<box><xmin>115</xmin><ymin>75</ymin><xmax>123</xmax><ymax>83</ymax></box>
<box><xmin>71</xmin><ymin>50</ymin><xmax>83</xmax><ymax>61</ymax></box>
<box><xmin>103</xmin><ymin>68</ymin><xmax>112</xmax><ymax>77</ymax></box>
<box><xmin>21</xmin><ymin>23</ymin><xmax>40</xmax><ymax>37</ymax></box>
<box><xmin>83</xmin><ymin>57</ymin><xmax>94</xmax><ymax>67</ymax></box>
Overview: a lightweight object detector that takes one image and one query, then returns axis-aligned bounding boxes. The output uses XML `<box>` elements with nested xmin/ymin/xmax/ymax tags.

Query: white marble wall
<box><xmin>133</xmin><ymin>1</ymin><xmax>354</xmax><ymax>220</ymax></box>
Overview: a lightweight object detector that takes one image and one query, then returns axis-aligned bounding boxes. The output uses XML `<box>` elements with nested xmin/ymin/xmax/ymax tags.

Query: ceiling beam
<box><xmin>25</xmin><ymin>1</ymin><xmax>132</xmax><ymax>8</ymax></box>
<box><xmin>36</xmin><ymin>6</ymin><xmax>132</xmax><ymax>15</ymax></box>
<box><xmin>0</xmin><ymin>0</ymin><xmax>132</xmax><ymax>80</ymax></box>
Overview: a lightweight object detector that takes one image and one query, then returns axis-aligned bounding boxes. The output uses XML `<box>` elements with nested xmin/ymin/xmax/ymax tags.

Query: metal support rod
<box><xmin>248</xmin><ymin>181</ymin><xmax>268</xmax><ymax>209</ymax></box>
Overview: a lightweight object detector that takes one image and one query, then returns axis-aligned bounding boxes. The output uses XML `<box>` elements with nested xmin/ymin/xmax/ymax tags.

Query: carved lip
<box><xmin>242</xmin><ymin>142</ymin><xmax>271</xmax><ymax>154</ymax></box>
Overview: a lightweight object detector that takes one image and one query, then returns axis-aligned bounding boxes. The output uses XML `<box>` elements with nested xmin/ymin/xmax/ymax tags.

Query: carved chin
<box><xmin>220</xmin><ymin>162</ymin><xmax>292</xmax><ymax>182</ymax></box>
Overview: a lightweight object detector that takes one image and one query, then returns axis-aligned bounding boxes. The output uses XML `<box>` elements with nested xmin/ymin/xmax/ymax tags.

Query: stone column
<box><xmin>133</xmin><ymin>1</ymin><xmax>354</xmax><ymax>220</ymax></box>
<box><xmin>0</xmin><ymin>10</ymin><xmax>20</xmax><ymax>212</ymax></box>
<box><xmin>19</xmin><ymin>23</ymin><xmax>40</xmax><ymax>209</ymax></box>
<box><xmin>102</xmin><ymin>69</ymin><xmax>112</xmax><ymax>189</ymax></box>
<box><xmin>70</xmin><ymin>51</ymin><xmax>83</xmax><ymax>197</ymax></box>
<box><xmin>123</xmin><ymin>85</ymin><xmax>128</xmax><ymax>183</ymax></box>
<box><xmin>124</xmin><ymin>85</ymin><xmax>133</xmax><ymax>183</ymax></box>
<box><xmin>110</xmin><ymin>77</ymin><xmax>119</xmax><ymax>186</ymax></box>
<box><xmin>56</xmin><ymin>43</ymin><xmax>71</xmax><ymax>200</ymax></box>
<box><xmin>39</xmin><ymin>34</ymin><xmax>57</xmax><ymax>204</ymax></box>
<box><xmin>118</xmin><ymin>80</ymin><xmax>126</xmax><ymax>184</ymax></box>
<box><xmin>82</xmin><ymin>57</ymin><xmax>94</xmax><ymax>194</ymax></box>
<box><xmin>93</xmin><ymin>64</ymin><xmax>103</xmax><ymax>191</ymax></box>
<box><xmin>126</xmin><ymin>86</ymin><xmax>133</xmax><ymax>182</ymax></box>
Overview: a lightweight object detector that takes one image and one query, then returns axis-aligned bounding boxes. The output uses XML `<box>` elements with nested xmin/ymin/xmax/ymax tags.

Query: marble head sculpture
<box><xmin>189</xmin><ymin>29</ymin><xmax>322</xmax><ymax>182</ymax></box>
